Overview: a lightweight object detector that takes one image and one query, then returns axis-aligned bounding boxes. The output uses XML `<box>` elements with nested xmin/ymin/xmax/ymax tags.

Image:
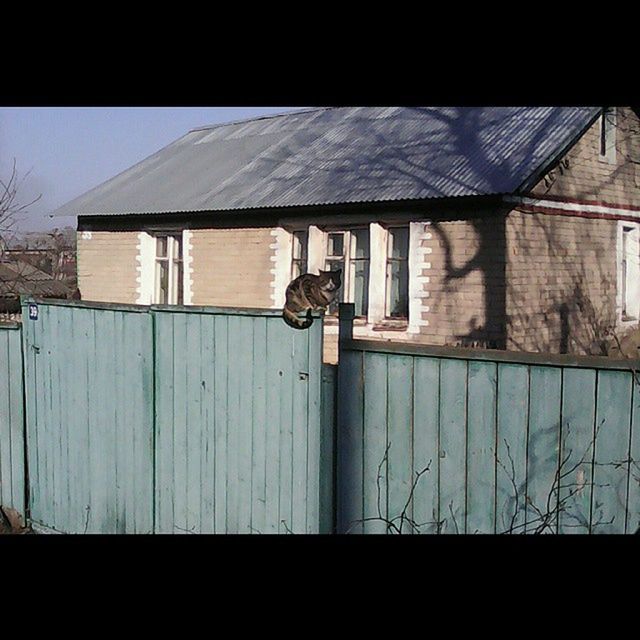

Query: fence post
<box><xmin>336</xmin><ymin>303</ymin><xmax>355</xmax><ymax>533</ymax></box>
<box><xmin>338</xmin><ymin>303</ymin><xmax>355</xmax><ymax>349</ymax></box>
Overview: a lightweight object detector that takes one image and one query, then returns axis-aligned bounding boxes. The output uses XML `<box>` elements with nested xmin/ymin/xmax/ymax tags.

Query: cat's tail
<box><xmin>283</xmin><ymin>307</ymin><xmax>314</xmax><ymax>330</ymax></box>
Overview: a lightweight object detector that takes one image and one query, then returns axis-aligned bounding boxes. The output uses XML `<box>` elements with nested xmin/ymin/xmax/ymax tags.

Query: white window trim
<box><xmin>136</xmin><ymin>230</ymin><xmax>189</xmax><ymax>306</ymax></box>
<box><xmin>616</xmin><ymin>220</ymin><xmax>640</xmax><ymax>327</ymax></box>
<box><xmin>136</xmin><ymin>232</ymin><xmax>156</xmax><ymax>305</ymax></box>
<box><xmin>270</xmin><ymin>227</ymin><xmax>293</xmax><ymax>309</ymax></box>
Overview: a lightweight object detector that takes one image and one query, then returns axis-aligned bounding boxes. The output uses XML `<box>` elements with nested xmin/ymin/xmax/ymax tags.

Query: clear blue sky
<box><xmin>0</xmin><ymin>107</ymin><xmax>305</xmax><ymax>232</ymax></box>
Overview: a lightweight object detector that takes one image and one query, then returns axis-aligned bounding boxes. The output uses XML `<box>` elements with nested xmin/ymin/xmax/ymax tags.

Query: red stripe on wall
<box><xmin>514</xmin><ymin>203</ymin><xmax>640</xmax><ymax>222</ymax></box>
<box><xmin>521</xmin><ymin>193</ymin><xmax>640</xmax><ymax>212</ymax></box>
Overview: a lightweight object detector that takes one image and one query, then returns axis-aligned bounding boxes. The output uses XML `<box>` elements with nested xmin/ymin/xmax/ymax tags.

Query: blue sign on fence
<box><xmin>28</xmin><ymin>304</ymin><xmax>38</xmax><ymax>320</ymax></box>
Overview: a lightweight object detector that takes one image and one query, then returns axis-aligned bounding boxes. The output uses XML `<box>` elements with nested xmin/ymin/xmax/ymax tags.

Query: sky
<box><xmin>0</xmin><ymin>107</ymin><xmax>305</xmax><ymax>232</ymax></box>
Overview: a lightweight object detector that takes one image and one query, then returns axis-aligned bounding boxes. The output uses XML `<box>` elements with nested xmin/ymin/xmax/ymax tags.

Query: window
<box><xmin>324</xmin><ymin>229</ymin><xmax>370</xmax><ymax>317</ymax></box>
<box><xmin>621</xmin><ymin>225</ymin><xmax>639</xmax><ymax>321</ymax></box>
<box><xmin>154</xmin><ymin>234</ymin><xmax>183</xmax><ymax>305</ymax></box>
<box><xmin>291</xmin><ymin>230</ymin><xmax>308</xmax><ymax>279</ymax></box>
<box><xmin>385</xmin><ymin>227</ymin><xmax>409</xmax><ymax>318</ymax></box>
<box><xmin>599</xmin><ymin>107</ymin><xmax>617</xmax><ymax>164</ymax></box>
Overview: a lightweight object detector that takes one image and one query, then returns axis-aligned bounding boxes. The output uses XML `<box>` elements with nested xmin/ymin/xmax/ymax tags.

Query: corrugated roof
<box><xmin>52</xmin><ymin>106</ymin><xmax>602</xmax><ymax>218</ymax></box>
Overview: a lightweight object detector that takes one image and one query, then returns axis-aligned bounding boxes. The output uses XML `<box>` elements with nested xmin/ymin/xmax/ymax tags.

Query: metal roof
<box><xmin>52</xmin><ymin>106</ymin><xmax>602</xmax><ymax>218</ymax></box>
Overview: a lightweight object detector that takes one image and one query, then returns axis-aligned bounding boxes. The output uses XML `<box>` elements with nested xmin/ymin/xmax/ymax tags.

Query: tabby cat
<box><xmin>282</xmin><ymin>269</ymin><xmax>342</xmax><ymax>329</ymax></box>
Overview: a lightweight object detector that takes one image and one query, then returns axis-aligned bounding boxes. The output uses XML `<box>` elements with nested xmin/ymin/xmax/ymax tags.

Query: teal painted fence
<box><xmin>19</xmin><ymin>299</ymin><xmax>327</xmax><ymax>534</ymax></box>
<box><xmin>0</xmin><ymin>324</ymin><xmax>25</xmax><ymax>516</ymax></box>
<box><xmin>21</xmin><ymin>302</ymin><xmax>155</xmax><ymax>533</ymax></box>
<box><xmin>336</xmin><ymin>304</ymin><xmax>640</xmax><ymax>535</ymax></box>
<box><xmin>153</xmin><ymin>307</ymin><xmax>325</xmax><ymax>534</ymax></box>
<box><xmin>6</xmin><ymin>299</ymin><xmax>640</xmax><ymax>534</ymax></box>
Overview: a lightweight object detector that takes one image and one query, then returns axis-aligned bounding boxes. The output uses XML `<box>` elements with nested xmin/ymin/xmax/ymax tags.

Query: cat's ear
<box><xmin>318</xmin><ymin>269</ymin><xmax>327</xmax><ymax>275</ymax></box>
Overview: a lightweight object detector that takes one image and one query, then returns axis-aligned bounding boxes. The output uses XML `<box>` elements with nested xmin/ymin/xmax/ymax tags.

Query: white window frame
<box><xmin>321</xmin><ymin>228</ymin><xmax>370</xmax><ymax>318</ymax></box>
<box><xmin>599</xmin><ymin>107</ymin><xmax>617</xmax><ymax>165</ymax></box>
<box><xmin>617</xmin><ymin>220</ymin><xmax>640</xmax><ymax>326</ymax></box>
<box><xmin>153</xmin><ymin>233</ymin><xmax>184</xmax><ymax>305</ymax></box>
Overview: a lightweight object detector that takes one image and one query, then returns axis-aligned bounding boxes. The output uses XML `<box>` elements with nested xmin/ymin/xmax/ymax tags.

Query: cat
<box><xmin>282</xmin><ymin>269</ymin><xmax>342</xmax><ymax>329</ymax></box>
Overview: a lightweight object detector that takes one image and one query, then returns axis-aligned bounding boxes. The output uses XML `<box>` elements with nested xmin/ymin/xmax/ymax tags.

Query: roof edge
<box><xmin>188</xmin><ymin>106</ymin><xmax>327</xmax><ymax>133</ymax></box>
<box><xmin>515</xmin><ymin>107</ymin><xmax>603</xmax><ymax>194</ymax></box>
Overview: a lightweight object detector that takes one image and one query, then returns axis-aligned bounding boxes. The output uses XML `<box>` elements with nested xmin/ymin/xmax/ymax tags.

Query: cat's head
<box><xmin>318</xmin><ymin>269</ymin><xmax>342</xmax><ymax>291</ymax></box>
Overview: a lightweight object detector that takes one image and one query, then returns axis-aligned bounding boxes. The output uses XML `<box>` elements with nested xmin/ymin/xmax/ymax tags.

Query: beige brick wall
<box><xmin>505</xmin><ymin>210</ymin><xmax>617</xmax><ymax>355</ymax></box>
<box><xmin>189</xmin><ymin>227</ymin><xmax>276</xmax><ymax>308</ymax></box>
<box><xmin>414</xmin><ymin>215</ymin><xmax>507</xmax><ymax>349</ymax></box>
<box><xmin>77</xmin><ymin>231</ymin><xmax>140</xmax><ymax>304</ymax></box>
<box><xmin>531</xmin><ymin>107</ymin><xmax>640</xmax><ymax>205</ymax></box>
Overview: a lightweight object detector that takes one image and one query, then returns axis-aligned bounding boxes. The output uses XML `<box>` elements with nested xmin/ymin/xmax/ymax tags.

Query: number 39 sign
<box><xmin>28</xmin><ymin>304</ymin><xmax>38</xmax><ymax>320</ymax></box>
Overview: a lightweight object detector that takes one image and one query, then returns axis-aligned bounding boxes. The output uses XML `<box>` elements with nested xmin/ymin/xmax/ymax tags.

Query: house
<box><xmin>51</xmin><ymin>106</ymin><xmax>640</xmax><ymax>363</ymax></box>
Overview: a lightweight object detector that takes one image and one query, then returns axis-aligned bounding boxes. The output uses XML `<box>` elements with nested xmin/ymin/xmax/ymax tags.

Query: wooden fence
<box><xmin>3</xmin><ymin>300</ymin><xmax>640</xmax><ymax>534</ymax></box>
<box><xmin>336</xmin><ymin>304</ymin><xmax>640</xmax><ymax>535</ymax></box>
<box><xmin>0</xmin><ymin>323</ymin><xmax>25</xmax><ymax>516</ymax></box>
<box><xmin>19</xmin><ymin>299</ymin><xmax>328</xmax><ymax>534</ymax></box>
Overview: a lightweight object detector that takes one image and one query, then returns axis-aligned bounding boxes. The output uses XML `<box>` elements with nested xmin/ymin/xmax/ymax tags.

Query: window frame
<box><xmin>618</xmin><ymin>221</ymin><xmax>640</xmax><ymax>326</ymax></box>
<box><xmin>599</xmin><ymin>107</ymin><xmax>617</xmax><ymax>165</ymax></box>
<box><xmin>384</xmin><ymin>225</ymin><xmax>410</xmax><ymax>320</ymax></box>
<box><xmin>322</xmin><ymin>227</ymin><xmax>370</xmax><ymax>318</ymax></box>
<box><xmin>152</xmin><ymin>232</ymin><xmax>184</xmax><ymax>305</ymax></box>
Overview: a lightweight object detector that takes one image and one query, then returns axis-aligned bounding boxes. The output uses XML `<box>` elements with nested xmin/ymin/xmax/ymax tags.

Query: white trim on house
<box><xmin>504</xmin><ymin>195</ymin><xmax>640</xmax><ymax>220</ymax></box>
<box><xmin>616</xmin><ymin>220</ymin><xmax>640</xmax><ymax>328</ymax></box>
<box><xmin>269</xmin><ymin>227</ymin><xmax>293</xmax><ymax>309</ymax></box>
<box><xmin>307</xmin><ymin>225</ymin><xmax>325</xmax><ymax>275</ymax></box>
<box><xmin>183</xmin><ymin>230</ymin><xmax>194</xmax><ymax>305</ymax></box>
<box><xmin>135</xmin><ymin>232</ymin><xmax>155</xmax><ymax>305</ymax></box>
<box><xmin>367</xmin><ymin>223</ymin><xmax>387</xmax><ymax>324</ymax></box>
<box><xmin>408</xmin><ymin>222</ymin><xmax>432</xmax><ymax>334</ymax></box>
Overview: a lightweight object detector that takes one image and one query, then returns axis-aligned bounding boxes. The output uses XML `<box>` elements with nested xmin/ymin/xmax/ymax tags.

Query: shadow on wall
<box><xmin>263</xmin><ymin>107</ymin><xmax>623</xmax><ymax>355</ymax></box>
<box><xmin>506</xmin><ymin>212</ymin><xmax>617</xmax><ymax>356</ymax></box>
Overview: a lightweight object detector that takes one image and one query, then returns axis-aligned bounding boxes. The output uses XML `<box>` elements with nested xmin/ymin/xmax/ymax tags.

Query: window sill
<box><xmin>324</xmin><ymin>315</ymin><xmax>368</xmax><ymax>326</ymax></box>
<box><xmin>372</xmin><ymin>320</ymin><xmax>409</xmax><ymax>332</ymax></box>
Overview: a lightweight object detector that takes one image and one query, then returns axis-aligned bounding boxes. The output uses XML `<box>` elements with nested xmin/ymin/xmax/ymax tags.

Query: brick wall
<box><xmin>414</xmin><ymin>214</ymin><xmax>507</xmax><ymax>349</ymax></box>
<box><xmin>77</xmin><ymin>231</ymin><xmax>140</xmax><ymax>304</ymax></box>
<box><xmin>189</xmin><ymin>227</ymin><xmax>276</xmax><ymax>308</ymax></box>
<box><xmin>505</xmin><ymin>210</ymin><xmax>617</xmax><ymax>354</ymax></box>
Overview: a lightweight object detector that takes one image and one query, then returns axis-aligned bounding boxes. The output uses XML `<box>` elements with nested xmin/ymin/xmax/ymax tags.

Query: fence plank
<box><xmin>525</xmin><ymin>366</ymin><xmax>562</xmax><ymax>533</ymax></box>
<box><xmin>306</xmin><ymin>321</ymin><xmax>324</xmax><ymax>534</ymax></box>
<box><xmin>438</xmin><ymin>358</ymin><xmax>468</xmax><ymax>534</ymax></box>
<box><xmin>199</xmin><ymin>315</ymin><xmax>216</xmax><ymax>534</ymax></box>
<box><xmin>250</xmin><ymin>317</ymin><xmax>267</xmax><ymax>535</ymax></box>
<box><xmin>275</xmin><ymin>322</ymin><xmax>294</xmax><ymax>535</ymax></box>
<box><xmin>362</xmin><ymin>352</ymin><xmax>388</xmax><ymax>534</ymax></box>
<box><xmin>387</xmin><ymin>355</ymin><xmax>414</xmax><ymax>533</ymax></box>
<box><xmin>495</xmin><ymin>363</ymin><xmax>529</xmax><ymax>534</ymax></box>
<box><xmin>558</xmin><ymin>368</ymin><xmax>597</xmax><ymax>534</ymax></box>
<box><xmin>412</xmin><ymin>357</ymin><xmax>440</xmax><ymax>534</ymax></box>
<box><xmin>291</xmin><ymin>328</ymin><xmax>309</xmax><ymax>535</ymax></box>
<box><xmin>213</xmin><ymin>315</ymin><xmax>229</xmax><ymax>534</ymax></box>
<box><xmin>239</xmin><ymin>317</ymin><xmax>257</xmax><ymax>534</ymax></box>
<box><xmin>0</xmin><ymin>328</ymin><xmax>25</xmax><ymax>516</ymax></box>
<box><xmin>592</xmin><ymin>370</ymin><xmax>633</xmax><ymax>534</ymax></box>
<box><xmin>466</xmin><ymin>360</ymin><xmax>497</xmax><ymax>534</ymax></box>
<box><xmin>319</xmin><ymin>365</ymin><xmax>337</xmax><ymax>534</ymax></box>
<box><xmin>337</xmin><ymin>349</ymin><xmax>364</xmax><ymax>534</ymax></box>
<box><xmin>627</xmin><ymin>380</ymin><xmax>640</xmax><ymax>534</ymax></box>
